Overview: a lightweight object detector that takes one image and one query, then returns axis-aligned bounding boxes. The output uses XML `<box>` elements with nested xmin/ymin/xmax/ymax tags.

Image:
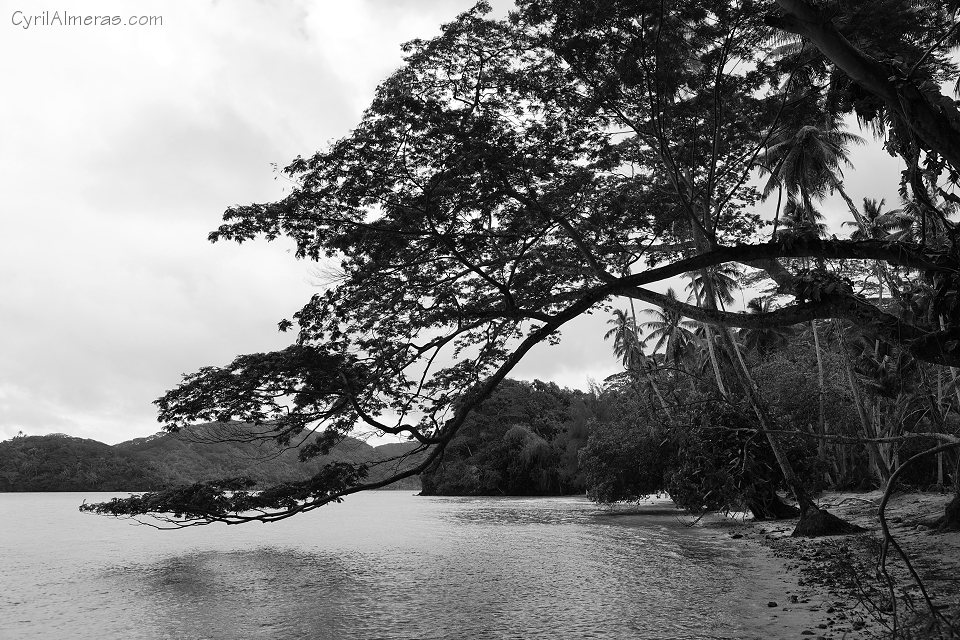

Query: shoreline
<box><xmin>694</xmin><ymin>490</ymin><xmax>960</xmax><ymax>639</ymax></box>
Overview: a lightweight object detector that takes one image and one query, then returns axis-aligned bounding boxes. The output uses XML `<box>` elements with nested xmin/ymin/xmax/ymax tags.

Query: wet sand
<box><xmin>696</xmin><ymin>490</ymin><xmax>960</xmax><ymax>639</ymax></box>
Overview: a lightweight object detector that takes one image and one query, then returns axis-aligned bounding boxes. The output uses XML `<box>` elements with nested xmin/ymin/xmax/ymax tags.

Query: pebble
<box><xmin>767</xmin><ymin>601</ymin><xmax>778</xmax><ymax>608</ymax></box>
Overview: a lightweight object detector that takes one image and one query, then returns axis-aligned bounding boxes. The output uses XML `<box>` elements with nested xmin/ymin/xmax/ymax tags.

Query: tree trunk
<box><xmin>774</xmin><ymin>0</ymin><xmax>960</xmax><ymax>172</ymax></box>
<box><xmin>717</xmin><ymin>325</ymin><xmax>865</xmax><ymax>535</ymax></box>
<box><xmin>693</xmin><ymin>282</ymin><xmax>729</xmax><ymax>398</ymax></box>
<box><xmin>838</xmin><ymin>322</ymin><xmax>892</xmax><ymax>486</ymax></box>
<box><xmin>834</xmin><ymin>182</ymin><xmax>868</xmax><ymax>229</ymax></box>
<box><xmin>746</xmin><ymin>483</ymin><xmax>800</xmax><ymax>521</ymax></box>
<box><xmin>703</xmin><ymin>323</ymin><xmax>728</xmax><ymax>398</ymax></box>
<box><xmin>937</xmin><ymin>367</ymin><xmax>946</xmax><ymax>487</ymax></box>
<box><xmin>771</xmin><ymin>184</ymin><xmax>784</xmax><ymax>238</ymax></box>
<box><xmin>715</xmin><ymin>329</ymin><xmax>808</xmax><ymax>506</ymax></box>
<box><xmin>645</xmin><ymin>371</ymin><xmax>674</xmax><ymax>423</ymax></box>
<box><xmin>810</xmin><ymin>320</ymin><xmax>829</xmax><ymax>469</ymax></box>
<box><xmin>688</xmin><ymin>231</ymin><xmax>857</xmax><ymax>534</ymax></box>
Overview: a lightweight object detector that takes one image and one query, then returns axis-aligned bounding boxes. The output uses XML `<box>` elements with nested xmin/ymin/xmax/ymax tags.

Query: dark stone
<box><xmin>768</xmin><ymin>601</ymin><xmax>778</xmax><ymax>608</ymax></box>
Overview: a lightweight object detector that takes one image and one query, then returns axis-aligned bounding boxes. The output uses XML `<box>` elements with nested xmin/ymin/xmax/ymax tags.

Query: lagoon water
<box><xmin>2</xmin><ymin>492</ymin><xmax>812</xmax><ymax>639</ymax></box>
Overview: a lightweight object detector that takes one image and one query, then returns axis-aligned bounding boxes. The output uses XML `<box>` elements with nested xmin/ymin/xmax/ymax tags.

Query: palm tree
<box><xmin>685</xmin><ymin>266</ymin><xmax>742</xmax><ymax>397</ymax></box>
<box><xmin>836</xmin><ymin>321</ymin><xmax>893</xmax><ymax>487</ymax></box>
<box><xmin>739</xmin><ymin>297</ymin><xmax>795</xmax><ymax>355</ymax></box>
<box><xmin>605</xmin><ymin>307</ymin><xmax>674</xmax><ymax>422</ymax></box>
<box><xmin>641</xmin><ymin>288</ymin><xmax>697</xmax><ymax>367</ymax></box>
<box><xmin>685</xmin><ymin>265</ymin><xmax>740</xmax><ymax>310</ymax></box>
<box><xmin>774</xmin><ymin>199</ymin><xmax>828</xmax><ymax>240</ymax></box>
<box><xmin>605</xmin><ymin>308</ymin><xmax>643</xmax><ymax>371</ymax></box>
<box><xmin>844</xmin><ymin>198</ymin><xmax>912</xmax><ymax>241</ymax></box>
<box><xmin>759</xmin><ymin>120</ymin><xmax>864</xmax><ymax>226</ymax></box>
<box><xmin>761</xmin><ymin>119</ymin><xmax>860</xmax><ymax>449</ymax></box>
<box><xmin>843</xmin><ymin>198</ymin><xmax>916</xmax><ymax>305</ymax></box>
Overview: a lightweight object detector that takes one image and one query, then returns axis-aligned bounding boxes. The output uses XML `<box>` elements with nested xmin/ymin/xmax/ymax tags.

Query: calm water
<box><xmin>2</xmin><ymin>492</ymin><xmax>811</xmax><ymax>639</ymax></box>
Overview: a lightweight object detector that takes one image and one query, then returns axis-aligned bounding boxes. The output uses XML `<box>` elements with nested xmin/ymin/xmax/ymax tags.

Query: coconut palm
<box><xmin>762</xmin><ymin>130</ymin><xmax>842</xmax><ymax>445</ymax></box>
<box><xmin>843</xmin><ymin>198</ymin><xmax>916</xmax><ymax>304</ymax></box>
<box><xmin>685</xmin><ymin>265</ymin><xmax>740</xmax><ymax>310</ymax></box>
<box><xmin>739</xmin><ymin>297</ymin><xmax>796</xmax><ymax>355</ymax></box>
<box><xmin>759</xmin><ymin>120</ymin><xmax>864</xmax><ymax>222</ymax></box>
<box><xmin>843</xmin><ymin>198</ymin><xmax>912</xmax><ymax>241</ymax></box>
<box><xmin>640</xmin><ymin>288</ymin><xmax>697</xmax><ymax>367</ymax></box>
<box><xmin>774</xmin><ymin>199</ymin><xmax>828</xmax><ymax>240</ymax></box>
<box><xmin>605</xmin><ymin>307</ymin><xmax>674</xmax><ymax>422</ymax></box>
<box><xmin>685</xmin><ymin>266</ymin><xmax>742</xmax><ymax>397</ymax></box>
<box><xmin>604</xmin><ymin>308</ymin><xmax>644</xmax><ymax>371</ymax></box>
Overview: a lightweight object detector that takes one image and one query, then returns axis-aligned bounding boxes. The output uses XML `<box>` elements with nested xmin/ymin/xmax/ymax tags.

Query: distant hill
<box><xmin>0</xmin><ymin>425</ymin><xmax>425</xmax><ymax>492</ymax></box>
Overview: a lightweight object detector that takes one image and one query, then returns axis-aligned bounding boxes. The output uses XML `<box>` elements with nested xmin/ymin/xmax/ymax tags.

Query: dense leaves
<box><xmin>84</xmin><ymin>0</ymin><xmax>960</xmax><ymax>524</ymax></box>
<box><xmin>421</xmin><ymin>379</ymin><xmax>593</xmax><ymax>495</ymax></box>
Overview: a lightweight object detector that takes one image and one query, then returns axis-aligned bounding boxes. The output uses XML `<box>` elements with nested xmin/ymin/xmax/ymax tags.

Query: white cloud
<box><xmin>0</xmin><ymin>0</ymin><xmax>896</xmax><ymax>445</ymax></box>
<box><xmin>0</xmin><ymin>0</ymin><xmax>510</xmax><ymax>443</ymax></box>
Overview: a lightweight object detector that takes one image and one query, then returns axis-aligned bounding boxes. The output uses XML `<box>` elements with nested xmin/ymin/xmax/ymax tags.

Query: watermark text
<box><xmin>11</xmin><ymin>10</ymin><xmax>163</xmax><ymax>30</ymax></box>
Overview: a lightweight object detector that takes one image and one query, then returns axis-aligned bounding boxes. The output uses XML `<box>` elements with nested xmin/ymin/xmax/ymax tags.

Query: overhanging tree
<box><xmin>84</xmin><ymin>0</ymin><xmax>960</xmax><ymax>532</ymax></box>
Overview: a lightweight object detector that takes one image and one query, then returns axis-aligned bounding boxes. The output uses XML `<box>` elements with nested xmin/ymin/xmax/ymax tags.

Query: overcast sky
<box><xmin>0</xmin><ymin>0</ymin><xmax>902</xmax><ymax>445</ymax></box>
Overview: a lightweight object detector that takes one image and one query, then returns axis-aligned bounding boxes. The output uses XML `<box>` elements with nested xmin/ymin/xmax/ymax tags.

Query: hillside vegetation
<box><xmin>0</xmin><ymin>425</ymin><xmax>423</xmax><ymax>492</ymax></box>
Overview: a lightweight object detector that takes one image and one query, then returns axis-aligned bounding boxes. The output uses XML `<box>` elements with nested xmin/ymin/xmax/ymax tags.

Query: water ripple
<box><xmin>1</xmin><ymin>493</ymin><xmax>803</xmax><ymax>640</ymax></box>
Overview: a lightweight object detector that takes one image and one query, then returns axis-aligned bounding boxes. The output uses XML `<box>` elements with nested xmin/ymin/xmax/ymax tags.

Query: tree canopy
<box><xmin>84</xmin><ymin>0</ymin><xmax>960</xmax><ymax>526</ymax></box>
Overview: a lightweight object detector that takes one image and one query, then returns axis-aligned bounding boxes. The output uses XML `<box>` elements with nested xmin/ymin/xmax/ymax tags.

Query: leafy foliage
<box><xmin>421</xmin><ymin>379</ymin><xmax>593</xmax><ymax>495</ymax></box>
<box><xmin>83</xmin><ymin>0</ymin><xmax>960</xmax><ymax>524</ymax></box>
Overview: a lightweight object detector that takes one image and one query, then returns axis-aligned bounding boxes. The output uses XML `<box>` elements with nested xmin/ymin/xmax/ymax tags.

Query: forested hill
<box><xmin>0</xmin><ymin>426</ymin><xmax>424</xmax><ymax>492</ymax></box>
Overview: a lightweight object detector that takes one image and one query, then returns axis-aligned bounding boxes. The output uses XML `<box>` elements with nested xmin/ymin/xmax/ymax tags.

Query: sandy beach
<box><xmin>696</xmin><ymin>490</ymin><xmax>960</xmax><ymax>639</ymax></box>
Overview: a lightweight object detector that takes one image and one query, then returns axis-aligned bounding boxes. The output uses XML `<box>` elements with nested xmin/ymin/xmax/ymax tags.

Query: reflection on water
<box><xmin>1</xmin><ymin>492</ymin><xmax>797</xmax><ymax>639</ymax></box>
<box><xmin>105</xmin><ymin>549</ymin><xmax>358</xmax><ymax>639</ymax></box>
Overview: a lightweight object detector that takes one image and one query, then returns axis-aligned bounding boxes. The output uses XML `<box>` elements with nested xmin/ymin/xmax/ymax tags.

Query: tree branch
<box><xmin>772</xmin><ymin>0</ymin><xmax>960</xmax><ymax>171</ymax></box>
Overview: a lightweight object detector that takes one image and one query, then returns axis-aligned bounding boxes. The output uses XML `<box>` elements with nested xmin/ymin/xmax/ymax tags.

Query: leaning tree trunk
<box><xmin>688</xmin><ymin>229</ymin><xmax>859</xmax><ymax>535</ymax></box>
<box><xmin>746</xmin><ymin>482</ymin><xmax>800</xmax><ymax>521</ymax></box>
<box><xmin>704</xmin><ymin>279</ymin><xmax>811</xmax><ymax>509</ymax></box>
<box><xmin>716</xmin><ymin>326</ymin><xmax>864</xmax><ymax>536</ymax></box>
<box><xmin>703</xmin><ymin>323</ymin><xmax>729</xmax><ymax>398</ymax></box>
